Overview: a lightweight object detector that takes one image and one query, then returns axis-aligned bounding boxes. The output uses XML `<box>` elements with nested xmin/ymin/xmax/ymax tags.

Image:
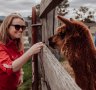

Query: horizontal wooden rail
<box><xmin>40</xmin><ymin>0</ymin><xmax>64</xmax><ymax>18</ymax></box>
<box><xmin>38</xmin><ymin>45</ymin><xmax>81</xmax><ymax>90</ymax></box>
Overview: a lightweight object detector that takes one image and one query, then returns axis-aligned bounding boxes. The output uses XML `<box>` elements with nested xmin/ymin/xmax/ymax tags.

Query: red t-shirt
<box><xmin>0</xmin><ymin>40</ymin><xmax>24</xmax><ymax>90</ymax></box>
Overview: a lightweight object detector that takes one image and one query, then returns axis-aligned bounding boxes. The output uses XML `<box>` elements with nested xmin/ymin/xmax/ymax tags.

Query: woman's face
<box><xmin>8</xmin><ymin>18</ymin><xmax>26</xmax><ymax>39</ymax></box>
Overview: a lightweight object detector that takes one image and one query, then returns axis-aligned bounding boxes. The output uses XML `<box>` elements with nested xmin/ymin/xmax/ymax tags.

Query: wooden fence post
<box><xmin>32</xmin><ymin>0</ymin><xmax>81</xmax><ymax>90</ymax></box>
<box><xmin>32</xmin><ymin>7</ymin><xmax>39</xmax><ymax>90</ymax></box>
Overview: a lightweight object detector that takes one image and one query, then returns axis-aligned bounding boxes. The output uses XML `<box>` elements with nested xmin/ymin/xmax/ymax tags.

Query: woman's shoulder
<box><xmin>0</xmin><ymin>41</ymin><xmax>6</xmax><ymax>50</ymax></box>
<box><xmin>0</xmin><ymin>41</ymin><xmax>5</xmax><ymax>45</ymax></box>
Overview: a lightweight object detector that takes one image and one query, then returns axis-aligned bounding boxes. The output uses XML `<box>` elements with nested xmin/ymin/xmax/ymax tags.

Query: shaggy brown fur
<box><xmin>48</xmin><ymin>15</ymin><xmax>96</xmax><ymax>90</ymax></box>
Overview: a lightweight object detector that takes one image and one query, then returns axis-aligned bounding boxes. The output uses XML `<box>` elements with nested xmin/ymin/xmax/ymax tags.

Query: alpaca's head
<box><xmin>48</xmin><ymin>15</ymin><xmax>94</xmax><ymax>55</ymax></box>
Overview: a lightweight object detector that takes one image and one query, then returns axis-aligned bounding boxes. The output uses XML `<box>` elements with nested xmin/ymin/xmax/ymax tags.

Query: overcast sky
<box><xmin>0</xmin><ymin>0</ymin><xmax>41</xmax><ymax>17</ymax></box>
<box><xmin>69</xmin><ymin>0</ymin><xmax>96</xmax><ymax>9</ymax></box>
<box><xmin>66</xmin><ymin>0</ymin><xmax>96</xmax><ymax>20</ymax></box>
<box><xmin>0</xmin><ymin>0</ymin><xmax>96</xmax><ymax>17</ymax></box>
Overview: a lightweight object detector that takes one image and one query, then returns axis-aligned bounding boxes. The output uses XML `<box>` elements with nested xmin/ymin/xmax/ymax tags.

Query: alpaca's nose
<box><xmin>48</xmin><ymin>37</ymin><xmax>52</xmax><ymax>42</ymax></box>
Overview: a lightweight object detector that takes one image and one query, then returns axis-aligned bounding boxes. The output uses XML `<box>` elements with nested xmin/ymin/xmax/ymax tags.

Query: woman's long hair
<box><xmin>0</xmin><ymin>13</ymin><xmax>25</xmax><ymax>51</ymax></box>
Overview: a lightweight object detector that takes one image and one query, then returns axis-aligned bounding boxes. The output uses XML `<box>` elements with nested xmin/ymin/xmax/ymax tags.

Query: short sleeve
<box><xmin>0</xmin><ymin>46</ymin><xmax>13</xmax><ymax>75</ymax></box>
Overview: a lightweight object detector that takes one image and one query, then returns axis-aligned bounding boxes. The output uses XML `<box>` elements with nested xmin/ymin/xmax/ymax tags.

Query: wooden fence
<box><xmin>38</xmin><ymin>45</ymin><xmax>81</xmax><ymax>90</ymax></box>
<box><xmin>32</xmin><ymin>0</ymin><xmax>81</xmax><ymax>90</ymax></box>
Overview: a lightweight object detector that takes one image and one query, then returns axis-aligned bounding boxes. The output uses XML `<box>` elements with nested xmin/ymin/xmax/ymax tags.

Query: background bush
<box><xmin>18</xmin><ymin>59</ymin><xmax>32</xmax><ymax>90</ymax></box>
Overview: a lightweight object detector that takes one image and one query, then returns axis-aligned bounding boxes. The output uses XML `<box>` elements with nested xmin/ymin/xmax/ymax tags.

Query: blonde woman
<box><xmin>0</xmin><ymin>13</ymin><xmax>43</xmax><ymax>90</ymax></box>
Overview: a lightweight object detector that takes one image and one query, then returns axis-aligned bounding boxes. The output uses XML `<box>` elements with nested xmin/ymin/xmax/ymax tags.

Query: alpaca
<box><xmin>48</xmin><ymin>15</ymin><xmax>96</xmax><ymax>90</ymax></box>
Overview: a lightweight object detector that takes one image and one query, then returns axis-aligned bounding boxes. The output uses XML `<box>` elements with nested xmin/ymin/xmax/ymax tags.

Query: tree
<box><xmin>57</xmin><ymin>0</ymin><xmax>69</xmax><ymax>16</ymax></box>
<box><xmin>74</xmin><ymin>6</ymin><xmax>96</xmax><ymax>23</ymax></box>
<box><xmin>74</xmin><ymin>6</ymin><xmax>89</xmax><ymax>20</ymax></box>
<box><xmin>79</xmin><ymin>6</ymin><xmax>88</xmax><ymax>14</ymax></box>
<box><xmin>27</xmin><ymin>4</ymin><xmax>40</xmax><ymax>20</ymax></box>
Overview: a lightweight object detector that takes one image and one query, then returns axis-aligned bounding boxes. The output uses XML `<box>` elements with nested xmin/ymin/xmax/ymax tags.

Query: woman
<box><xmin>0</xmin><ymin>13</ymin><xmax>43</xmax><ymax>90</ymax></box>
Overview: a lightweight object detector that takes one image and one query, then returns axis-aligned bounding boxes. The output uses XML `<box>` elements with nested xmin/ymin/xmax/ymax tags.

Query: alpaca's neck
<box><xmin>63</xmin><ymin>33</ymin><xmax>95</xmax><ymax>61</ymax></box>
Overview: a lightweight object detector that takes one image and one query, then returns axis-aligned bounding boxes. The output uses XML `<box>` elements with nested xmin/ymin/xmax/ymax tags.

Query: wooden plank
<box><xmin>54</xmin><ymin>7</ymin><xmax>58</xmax><ymax>34</ymax></box>
<box><xmin>47</xmin><ymin>10</ymin><xmax>54</xmax><ymax>37</ymax></box>
<box><xmin>41</xmin><ymin>18</ymin><xmax>45</xmax><ymax>43</ymax></box>
<box><xmin>42</xmin><ymin>18</ymin><xmax>49</xmax><ymax>44</ymax></box>
<box><xmin>38</xmin><ymin>45</ymin><xmax>81</xmax><ymax>90</ymax></box>
<box><xmin>40</xmin><ymin>0</ymin><xmax>64</xmax><ymax>18</ymax></box>
<box><xmin>41</xmin><ymin>10</ymin><xmax>54</xmax><ymax>45</ymax></box>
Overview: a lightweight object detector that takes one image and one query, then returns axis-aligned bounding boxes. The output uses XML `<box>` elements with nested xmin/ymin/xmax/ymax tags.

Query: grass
<box><xmin>18</xmin><ymin>59</ymin><xmax>32</xmax><ymax>90</ymax></box>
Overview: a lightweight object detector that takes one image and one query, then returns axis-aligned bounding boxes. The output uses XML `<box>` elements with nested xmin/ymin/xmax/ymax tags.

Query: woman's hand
<box><xmin>11</xmin><ymin>42</ymin><xmax>44</xmax><ymax>72</ymax></box>
<box><xmin>30</xmin><ymin>42</ymin><xmax>44</xmax><ymax>55</ymax></box>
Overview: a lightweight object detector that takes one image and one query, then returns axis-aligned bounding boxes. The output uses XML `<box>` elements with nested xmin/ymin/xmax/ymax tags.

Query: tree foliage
<box><xmin>74</xmin><ymin>6</ymin><xmax>96</xmax><ymax>23</ymax></box>
<box><xmin>57</xmin><ymin>0</ymin><xmax>69</xmax><ymax>16</ymax></box>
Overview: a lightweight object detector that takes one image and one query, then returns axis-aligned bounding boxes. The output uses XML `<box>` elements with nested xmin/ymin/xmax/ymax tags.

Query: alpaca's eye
<box><xmin>58</xmin><ymin>32</ymin><xmax>65</xmax><ymax>39</ymax></box>
<box><xmin>59</xmin><ymin>32</ymin><xmax>65</xmax><ymax>35</ymax></box>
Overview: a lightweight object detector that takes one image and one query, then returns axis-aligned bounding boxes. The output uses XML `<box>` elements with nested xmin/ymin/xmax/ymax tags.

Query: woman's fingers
<box><xmin>35</xmin><ymin>42</ymin><xmax>44</xmax><ymax>48</ymax></box>
<box><xmin>30</xmin><ymin>42</ymin><xmax>44</xmax><ymax>55</ymax></box>
<box><xmin>36</xmin><ymin>42</ymin><xmax>44</xmax><ymax>47</ymax></box>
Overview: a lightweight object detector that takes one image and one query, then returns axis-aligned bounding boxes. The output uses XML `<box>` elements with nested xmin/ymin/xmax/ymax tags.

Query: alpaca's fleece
<box><xmin>49</xmin><ymin>15</ymin><xmax>96</xmax><ymax>90</ymax></box>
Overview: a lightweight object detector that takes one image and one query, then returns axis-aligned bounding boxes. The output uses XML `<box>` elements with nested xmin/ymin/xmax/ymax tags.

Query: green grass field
<box><xmin>18</xmin><ymin>59</ymin><xmax>32</xmax><ymax>90</ymax></box>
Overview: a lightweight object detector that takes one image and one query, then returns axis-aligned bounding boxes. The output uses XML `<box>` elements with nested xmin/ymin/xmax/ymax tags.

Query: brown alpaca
<box><xmin>48</xmin><ymin>15</ymin><xmax>96</xmax><ymax>90</ymax></box>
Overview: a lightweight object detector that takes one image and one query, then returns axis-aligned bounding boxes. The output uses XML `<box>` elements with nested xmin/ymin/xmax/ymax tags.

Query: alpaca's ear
<box><xmin>57</xmin><ymin>15</ymin><xmax>72</xmax><ymax>26</ymax></box>
<box><xmin>56</xmin><ymin>24</ymin><xmax>66</xmax><ymax>33</ymax></box>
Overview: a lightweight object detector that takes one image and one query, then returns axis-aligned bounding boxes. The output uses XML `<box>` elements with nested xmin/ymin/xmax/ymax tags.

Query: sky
<box><xmin>0</xmin><ymin>0</ymin><xmax>96</xmax><ymax>18</ymax></box>
<box><xmin>69</xmin><ymin>0</ymin><xmax>96</xmax><ymax>9</ymax></box>
<box><xmin>66</xmin><ymin>0</ymin><xmax>96</xmax><ymax>20</ymax></box>
<box><xmin>0</xmin><ymin>0</ymin><xmax>41</xmax><ymax>17</ymax></box>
